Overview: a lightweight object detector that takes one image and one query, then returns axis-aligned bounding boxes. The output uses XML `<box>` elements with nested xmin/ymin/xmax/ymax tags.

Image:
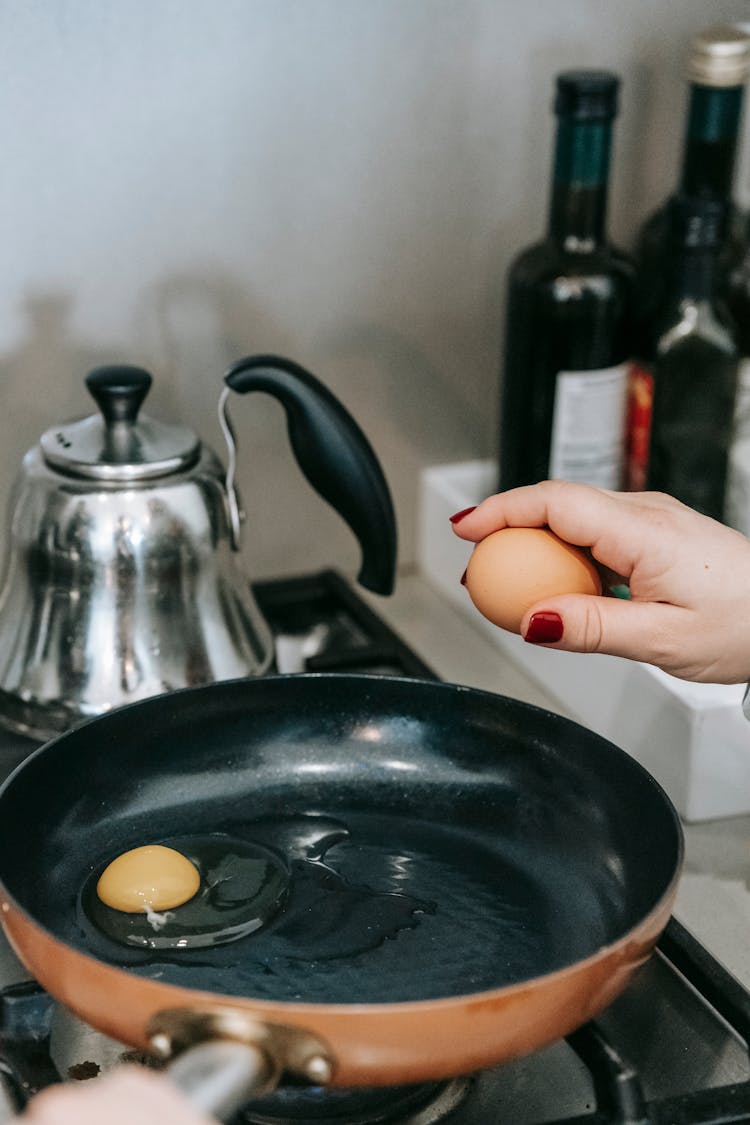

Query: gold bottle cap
<box><xmin>686</xmin><ymin>25</ymin><xmax>750</xmax><ymax>87</ymax></box>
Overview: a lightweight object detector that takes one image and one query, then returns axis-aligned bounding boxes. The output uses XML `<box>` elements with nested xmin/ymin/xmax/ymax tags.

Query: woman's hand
<box><xmin>19</xmin><ymin>1067</ymin><xmax>217</xmax><ymax>1125</ymax></box>
<box><xmin>451</xmin><ymin>481</ymin><xmax>750</xmax><ymax>684</ymax></box>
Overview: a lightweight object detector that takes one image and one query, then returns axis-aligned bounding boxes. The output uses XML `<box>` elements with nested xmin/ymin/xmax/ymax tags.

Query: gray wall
<box><xmin>0</xmin><ymin>0</ymin><xmax>748</xmax><ymax>591</ymax></box>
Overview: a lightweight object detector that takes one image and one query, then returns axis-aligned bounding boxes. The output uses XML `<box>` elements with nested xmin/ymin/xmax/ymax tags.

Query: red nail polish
<box><xmin>460</xmin><ymin>568</ymin><xmax>467</xmax><ymax>586</ymax></box>
<box><xmin>449</xmin><ymin>506</ymin><xmax>476</xmax><ymax>524</ymax></box>
<box><xmin>524</xmin><ymin>612</ymin><xmax>563</xmax><ymax>644</ymax></box>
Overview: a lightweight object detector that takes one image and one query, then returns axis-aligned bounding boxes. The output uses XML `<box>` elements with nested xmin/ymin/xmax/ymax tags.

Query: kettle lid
<box><xmin>40</xmin><ymin>365</ymin><xmax>201</xmax><ymax>481</ymax></box>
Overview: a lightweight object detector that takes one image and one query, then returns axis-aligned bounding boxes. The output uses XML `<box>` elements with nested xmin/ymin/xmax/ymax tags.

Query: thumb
<box><xmin>519</xmin><ymin>593</ymin><xmax>688</xmax><ymax>667</ymax></box>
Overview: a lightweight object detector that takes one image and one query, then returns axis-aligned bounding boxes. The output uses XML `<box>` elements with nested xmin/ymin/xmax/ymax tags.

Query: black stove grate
<box><xmin>253</xmin><ymin>569</ymin><xmax>437</xmax><ymax>679</ymax></box>
<box><xmin>558</xmin><ymin>921</ymin><xmax>750</xmax><ymax>1124</ymax></box>
<box><xmin>560</xmin><ymin>918</ymin><xmax>750</xmax><ymax>1123</ymax></box>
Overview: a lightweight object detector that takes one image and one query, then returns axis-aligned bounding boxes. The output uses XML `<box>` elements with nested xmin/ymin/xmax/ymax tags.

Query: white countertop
<box><xmin>365</xmin><ymin>572</ymin><xmax>750</xmax><ymax>992</ymax></box>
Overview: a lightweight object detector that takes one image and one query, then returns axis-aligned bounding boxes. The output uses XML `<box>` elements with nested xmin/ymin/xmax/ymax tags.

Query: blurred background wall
<box><xmin>0</xmin><ymin>0</ymin><xmax>747</xmax><ymax>589</ymax></box>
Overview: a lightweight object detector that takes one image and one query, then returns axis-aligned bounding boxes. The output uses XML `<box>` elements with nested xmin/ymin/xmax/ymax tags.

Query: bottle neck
<box><xmin>680</xmin><ymin>84</ymin><xmax>743</xmax><ymax>197</ymax></box>
<box><xmin>548</xmin><ymin>119</ymin><xmax>612</xmax><ymax>246</ymax></box>
<box><xmin>665</xmin><ymin>249</ymin><xmax>718</xmax><ymax>303</ymax></box>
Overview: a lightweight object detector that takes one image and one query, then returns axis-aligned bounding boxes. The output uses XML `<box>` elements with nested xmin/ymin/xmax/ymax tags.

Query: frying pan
<box><xmin>0</xmin><ymin>673</ymin><xmax>682</xmax><ymax>1112</ymax></box>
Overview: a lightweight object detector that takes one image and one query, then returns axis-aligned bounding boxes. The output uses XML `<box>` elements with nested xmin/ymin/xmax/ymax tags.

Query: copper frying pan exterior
<box><xmin>0</xmin><ymin>878</ymin><xmax>678</xmax><ymax>1088</ymax></box>
<box><xmin>0</xmin><ymin>674</ymin><xmax>684</xmax><ymax>1087</ymax></box>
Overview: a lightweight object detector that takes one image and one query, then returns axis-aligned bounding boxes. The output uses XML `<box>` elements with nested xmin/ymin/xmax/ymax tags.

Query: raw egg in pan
<box><xmin>83</xmin><ymin>834</ymin><xmax>289</xmax><ymax>950</ymax></box>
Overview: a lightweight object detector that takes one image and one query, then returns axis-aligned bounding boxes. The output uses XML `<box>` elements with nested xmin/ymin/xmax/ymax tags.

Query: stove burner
<box><xmin>46</xmin><ymin>994</ymin><xmax>473</xmax><ymax>1125</ymax></box>
<box><xmin>48</xmin><ymin>995</ymin><xmax>472</xmax><ymax>1125</ymax></box>
<box><xmin>238</xmin><ymin>1077</ymin><xmax>473</xmax><ymax>1125</ymax></box>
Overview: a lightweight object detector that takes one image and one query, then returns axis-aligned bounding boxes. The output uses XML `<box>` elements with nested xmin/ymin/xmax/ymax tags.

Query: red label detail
<box><xmin>625</xmin><ymin>363</ymin><xmax>654</xmax><ymax>492</ymax></box>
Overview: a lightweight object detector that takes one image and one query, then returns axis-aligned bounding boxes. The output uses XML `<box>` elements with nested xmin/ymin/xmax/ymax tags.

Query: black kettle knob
<box><xmin>225</xmin><ymin>355</ymin><xmax>397</xmax><ymax>596</ymax></box>
<box><xmin>85</xmin><ymin>366</ymin><xmax>153</xmax><ymax>426</ymax></box>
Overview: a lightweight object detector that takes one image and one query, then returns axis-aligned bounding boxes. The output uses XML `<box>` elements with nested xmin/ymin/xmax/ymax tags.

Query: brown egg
<box><xmin>96</xmin><ymin>844</ymin><xmax>201</xmax><ymax>913</ymax></box>
<box><xmin>464</xmin><ymin>527</ymin><xmax>602</xmax><ymax>634</ymax></box>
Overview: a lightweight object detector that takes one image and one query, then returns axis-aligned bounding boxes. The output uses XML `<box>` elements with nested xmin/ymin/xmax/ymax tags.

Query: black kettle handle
<box><xmin>224</xmin><ymin>354</ymin><xmax>396</xmax><ymax>596</ymax></box>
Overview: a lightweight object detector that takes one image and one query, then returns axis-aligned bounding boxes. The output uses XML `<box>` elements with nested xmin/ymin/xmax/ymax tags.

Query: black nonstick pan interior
<box><xmin>0</xmin><ymin>674</ymin><xmax>682</xmax><ymax>1006</ymax></box>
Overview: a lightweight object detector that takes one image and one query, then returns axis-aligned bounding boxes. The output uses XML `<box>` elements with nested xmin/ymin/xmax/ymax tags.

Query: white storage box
<box><xmin>418</xmin><ymin>460</ymin><xmax>750</xmax><ymax>822</ymax></box>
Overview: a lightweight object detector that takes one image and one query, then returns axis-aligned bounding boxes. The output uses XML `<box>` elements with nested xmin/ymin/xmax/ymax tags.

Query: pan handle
<box><xmin>165</xmin><ymin>1040</ymin><xmax>278</xmax><ymax>1120</ymax></box>
<box><xmin>149</xmin><ymin>1006</ymin><xmax>335</xmax><ymax>1122</ymax></box>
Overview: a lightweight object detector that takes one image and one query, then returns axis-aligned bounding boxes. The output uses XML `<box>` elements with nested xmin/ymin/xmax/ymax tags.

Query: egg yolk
<box><xmin>96</xmin><ymin>845</ymin><xmax>200</xmax><ymax>913</ymax></box>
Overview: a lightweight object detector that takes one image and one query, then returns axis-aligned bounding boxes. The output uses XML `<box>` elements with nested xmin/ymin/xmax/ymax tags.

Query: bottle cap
<box><xmin>687</xmin><ymin>25</ymin><xmax>750</xmax><ymax>87</ymax></box>
<box><xmin>667</xmin><ymin>195</ymin><xmax>728</xmax><ymax>251</ymax></box>
<box><xmin>554</xmin><ymin>71</ymin><xmax>620</xmax><ymax>121</ymax></box>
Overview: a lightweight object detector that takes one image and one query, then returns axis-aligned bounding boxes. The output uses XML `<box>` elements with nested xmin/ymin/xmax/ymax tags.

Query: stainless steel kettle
<box><xmin>0</xmin><ymin>354</ymin><xmax>396</xmax><ymax>740</ymax></box>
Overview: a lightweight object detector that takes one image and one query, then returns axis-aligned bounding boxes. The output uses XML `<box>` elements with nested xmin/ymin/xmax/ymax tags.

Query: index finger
<box><xmin>450</xmin><ymin>481</ymin><xmax>677</xmax><ymax>578</ymax></box>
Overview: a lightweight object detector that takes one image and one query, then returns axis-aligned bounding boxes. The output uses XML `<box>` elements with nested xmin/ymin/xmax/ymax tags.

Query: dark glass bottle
<box><xmin>645</xmin><ymin>196</ymin><xmax>739</xmax><ymax>521</ymax></box>
<box><xmin>724</xmin><ymin>205</ymin><xmax>750</xmax><ymax>535</ymax></box>
<box><xmin>633</xmin><ymin>26</ymin><xmax>749</xmax><ymax>347</ymax></box>
<box><xmin>726</xmin><ymin>229</ymin><xmax>750</xmax><ymax>365</ymax></box>
<box><xmin>498</xmin><ymin>71</ymin><xmax>634</xmax><ymax>492</ymax></box>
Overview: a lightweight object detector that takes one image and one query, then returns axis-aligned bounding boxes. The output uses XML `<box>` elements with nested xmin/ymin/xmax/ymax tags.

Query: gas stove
<box><xmin>0</xmin><ymin>569</ymin><xmax>749</xmax><ymax>1124</ymax></box>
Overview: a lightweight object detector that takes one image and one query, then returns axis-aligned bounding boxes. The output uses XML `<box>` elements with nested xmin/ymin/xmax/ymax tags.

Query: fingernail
<box><xmin>524</xmin><ymin>612</ymin><xmax>563</xmax><ymax>645</ymax></box>
<box><xmin>460</xmin><ymin>568</ymin><xmax>467</xmax><ymax>586</ymax></box>
<box><xmin>449</xmin><ymin>506</ymin><xmax>476</xmax><ymax>524</ymax></box>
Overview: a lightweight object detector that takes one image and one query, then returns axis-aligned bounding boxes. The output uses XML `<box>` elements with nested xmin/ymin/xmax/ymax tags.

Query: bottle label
<box><xmin>726</xmin><ymin>436</ymin><xmax>750</xmax><ymax>537</ymax></box>
<box><xmin>625</xmin><ymin>362</ymin><xmax>654</xmax><ymax>492</ymax></box>
<box><xmin>725</xmin><ymin>359</ymin><xmax>750</xmax><ymax>535</ymax></box>
<box><xmin>548</xmin><ymin>363</ymin><xmax>629</xmax><ymax>489</ymax></box>
<box><xmin>733</xmin><ymin>357</ymin><xmax>750</xmax><ymax>441</ymax></box>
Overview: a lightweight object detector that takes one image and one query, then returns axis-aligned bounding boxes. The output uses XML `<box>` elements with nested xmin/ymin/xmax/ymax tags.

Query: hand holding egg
<box><xmin>450</xmin><ymin>480</ymin><xmax>750</xmax><ymax>684</ymax></box>
<box><xmin>462</xmin><ymin>527</ymin><xmax>602</xmax><ymax>635</ymax></box>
